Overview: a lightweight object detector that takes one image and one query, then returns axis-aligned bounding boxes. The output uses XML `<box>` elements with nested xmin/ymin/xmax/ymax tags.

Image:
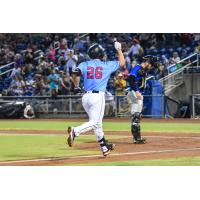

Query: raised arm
<box><xmin>114</xmin><ymin>41</ymin><xmax>125</xmax><ymax>68</ymax></box>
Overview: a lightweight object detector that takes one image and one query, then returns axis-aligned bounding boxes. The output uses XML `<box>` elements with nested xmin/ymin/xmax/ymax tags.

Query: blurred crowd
<box><xmin>0</xmin><ymin>33</ymin><xmax>200</xmax><ymax>97</ymax></box>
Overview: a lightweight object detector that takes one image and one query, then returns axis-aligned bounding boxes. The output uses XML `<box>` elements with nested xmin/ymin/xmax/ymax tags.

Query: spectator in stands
<box><xmin>47</xmin><ymin>69</ymin><xmax>60</xmax><ymax>98</ymax></box>
<box><xmin>73</xmin><ymin>38</ymin><xmax>85</xmax><ymax>50</ymax></box>
<box><xmin>106</xmin><ymin>78</ymin><xmax>115</xmax><ymax>95</ymax></box>
<box><xmin>149</xmin><ymin>41</ymin><xmax>157</xmax><ymax>50</ymax></box>
<box><xmin>65</xmin><ymin>50</ymin><xmax>78</xmax><ymax>75</ymax></box>
<box><xmin>62</xmin><ymin>41</ymin><xmax>71</xmax><ymax>61</ymax></box>
<box><xmin>7</xmin><ymin>76</ymin><xmax>17</xmax><ymax>96</ymax></box>
<box><xmin>157</xmin><ymin>64</ymin><xmax>165</xmax><ymax>79</ymax></box>
<box><xmin>47</xmin><ymin>45</ymin><xmax>56</xmax><ymax>62</ymax></box>
<box><xmin>40</xmin><ymin>59</ymin><xmax>51</xmax><ymax>77</ymax></box>
<box><xmin>180</xmin><ymin>49</ymin><xmax>188</xmax><ymax>59</ymax></box>
<box><xmin>4</xmin><ymin>47</ymin><xmax>15</xmax><ymax>64</ymax></box>
<box><xmin>59</xmin><ymin>73</ymin><xmax>72</xmax><ymax>95</ymax></box>
<box><xmin>14</xmin><ymin>53</ymin><xmax>23</xmax><ymax>67</ymax></box>
<box><xmin>180</xmin><ymin>33</ymin><xmax>193</xmax><ymax>46</ymax></box>
<box><xmin>35</xmin><ymin>62</ymin><xmax>43</xmax><ymax>75</ymax></box>
<box><xmin>114</xmin><ymin>73</ymin><xmax>126</xmax><ymax>96</ymax></box>
<box><xmin>156</xmin><ymin>33</ymin><xmax>166</xmax><ymax>48</ymax></box>
<box><xmin>24</xmin><ymin>76</ymin><xmax>35</xmax><ymax>96</ymax></box>
<box><xmin>170</xmin><ymin>52</ymin><xmax>180</xmax><ymax>64</ymax></box>
<box><xmin>128</xmin><ymin>39</ymin><xmax>144</xmax><ymax>61</ymax></box>
<box><xmin>75</xmin><ymin>49</ymin><xmax>85</xmax><ymax>64</ymax></box>
<box><xmin>164</xmin><ymin>33</ymin><xmax>173</xmax><ymax>48</ymax></box>
<box><xmin>0</xmin><ymin>33</ymin><xmax>198</xmax><ymax>97</ymax></box>
<box><xmin>148</xmin><ymin>34</ymin><xmax>157</xmax><ymax>48</ymax></box>
<box><xmin>161</xmin><ymin>55</ymin><xmax>169</xmax><ymax>68</ymax></box>
<box><xmin>195</xmin><ymin>42</ymin><xmax>200</xmax><ymax>53</ymax></box>
<box><xmin>124</xmin><ymin>52</ymin><xmax>131</xmax><ymax>71</ymax></box>
<box><xmin>119</xmin><ymin>66</ymin><xmax>129</xmax><ymax>79</ymax></box>
<box><xmin>194</xmin><ymin>33</ymin><xmax>200</xmax><ymax>43</ymax></box>
<box><xmin>14</xmin><ymin>76</ymin><xmax>25</xmax><ymax>96</ymax></box>
<box><xmin>34</xmin><ymin>74</ymin><xmax>46</xmax><ymax>96</ymax></box>
<box><xmin>10</xmin><ymin>65</ymin><xmax>21</xmax><ymax>78</ymax></box>
<box><xmin>139</xmin><ymin>34</ymin><xmax>149</xmax><ymax>48</ymax></box>
<box><xmin>58</xmin><ymin>58</ymin><xmax>66</xmax><ymax>71</ymax></box>
<box><xmin>60</xmin><ymin>38</ymin><xmax>68</xmax><ymax>50</ymax></box>
<box><xmin>24</xmin><ymin>49</ymin><xmax>34</xmax><ymax>65</ymax></box>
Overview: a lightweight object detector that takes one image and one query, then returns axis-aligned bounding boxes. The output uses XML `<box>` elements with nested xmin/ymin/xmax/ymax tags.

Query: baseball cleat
<box><xmin>107</xmin><ymin>143</ymin><xmax>115</xmax><ymax>151</ymax></box>
<box><xmin>133</xmin><ymin>138</ymin><xmax>146</xmax><ymax>144</ymax></box>
<box><xmin>102</xmin><ymin>149</ymin><xmax>111</xmax><ymax>157</ymax></box>
<box><xmin>102</xmin><ymin>143</ymin><xmax>115</xmax><ymax>157</ymax></box>
<box><xmin>67</xmin><ymin>126</ymin><xmax>75</xmax><ymax>147</ymax></box>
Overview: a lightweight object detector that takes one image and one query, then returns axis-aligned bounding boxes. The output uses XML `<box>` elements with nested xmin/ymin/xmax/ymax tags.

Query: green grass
<box><xmin>0</xmin><ymin>134</ymin><xmax>124</xmax><ymax>161</ymax></box>
<box><xmin>0</xmin><ymin>120</ymin><xmax>200</xmax><ymax>165</ymax></box>
<box><xmin>73</xmin><ymin>157</ymin><xmax>200</xmax><ymax>166</ymax></box>
<box><xmin>0</xmin><ymin>120</ymin><xmax>200</xmax><ymax>133</ymax></box>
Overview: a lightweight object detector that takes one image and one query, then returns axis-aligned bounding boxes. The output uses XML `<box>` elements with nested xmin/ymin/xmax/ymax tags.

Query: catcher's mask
<box><xmin>143</xmin><ymin>55</ymin><xmax>160</xmax><ymax>69</ymax></box>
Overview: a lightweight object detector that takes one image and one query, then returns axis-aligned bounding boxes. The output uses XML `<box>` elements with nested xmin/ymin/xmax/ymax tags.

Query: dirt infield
<box><xmin>0</xmin><ymin>118</ymin><xmax>199</xmax><ymax>166</ymax></box>
<box><xmin>0</xmin><ymin>130</ymin><xmax>200</xmax><ymax>166</ymax></box>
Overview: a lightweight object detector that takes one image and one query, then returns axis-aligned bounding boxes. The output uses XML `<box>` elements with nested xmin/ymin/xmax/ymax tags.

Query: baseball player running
<box><xmin>127</xmin><ymin>55</ymin><xmax>158</xmax><ymax>144</ymax></box>
<box><xmin>67</xmin><ymin>41</ymin><xmax>125</xmax><ymax>156</ymax></box>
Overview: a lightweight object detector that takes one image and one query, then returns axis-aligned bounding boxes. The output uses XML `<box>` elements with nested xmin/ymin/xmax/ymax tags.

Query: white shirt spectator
<box><xmin>161</xmin><ymin>55</ymin><xmax>169</xmax><ymax>67</ymax></box>
<box><xmin>65</xmin><ymin>51</ymin><xmax>78</xmax><ymax>73</ymax></box>
<box><xmin>64</xmin><ymin>49</ymin><xmax>71</xmax><ymax>61</ymax></box>
<box><xmin>128</xmin><ymin>43</ymin><xmax>142</xmax><ymax>56</ymax></box>
<box><xmin>170</xmin><ymin>52</ymin><xmax>180</xmax><ymax>64</ymax></box>
<box><xmin>128</xmin><ymin>39</ymin><xmax>143</xmax><ymax>58</ymax></box>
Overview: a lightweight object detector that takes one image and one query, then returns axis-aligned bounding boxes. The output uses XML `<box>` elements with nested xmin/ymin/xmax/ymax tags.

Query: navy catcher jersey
<box><xmin>128</xmin><ymin>65</ymin><xmax>147</xmax><ymax>93</ymax></box>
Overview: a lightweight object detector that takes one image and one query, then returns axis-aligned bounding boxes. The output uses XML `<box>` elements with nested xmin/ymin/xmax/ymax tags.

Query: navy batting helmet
<box><xmin>87</xmin><ymin>43</ymin><xmax>105</xmax><ymax>60</ymax></box>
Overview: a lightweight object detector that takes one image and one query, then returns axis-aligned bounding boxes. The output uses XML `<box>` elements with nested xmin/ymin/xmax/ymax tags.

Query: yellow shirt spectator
<box><xmin>114</xmin><ymin>73</ymin><xmax>126</xmax><ymax>96</ymax></box>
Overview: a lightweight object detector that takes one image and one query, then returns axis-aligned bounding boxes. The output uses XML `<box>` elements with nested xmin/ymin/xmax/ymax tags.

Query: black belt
<box><xmin>85</xmin><ymin>91</ymin><xmax>99</xmax><ymax>93</ymax></box>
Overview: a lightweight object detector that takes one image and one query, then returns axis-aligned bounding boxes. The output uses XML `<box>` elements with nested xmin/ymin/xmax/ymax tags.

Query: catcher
<box><xmin>126</xmin><ymin>55</ymin><xmax>159</xmax><ymax>144</ymax></box>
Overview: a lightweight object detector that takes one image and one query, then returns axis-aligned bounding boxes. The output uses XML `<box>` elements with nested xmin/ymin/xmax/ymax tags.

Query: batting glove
<box><xmin>114</xmin><ymin>41</ymin><xmax>121</xmax><ymax>51</ymax></box>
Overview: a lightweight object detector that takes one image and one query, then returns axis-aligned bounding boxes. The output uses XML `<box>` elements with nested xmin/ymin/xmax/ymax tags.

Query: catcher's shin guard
<box><xmin>131</xmin><ymin>113</ymin><xmax>146</xmax><ymax>144</ymax></box>
<box><xmin>131</xmin><ymin>112</ymin><xmax>141</xmax><ymax>139</ymax></box>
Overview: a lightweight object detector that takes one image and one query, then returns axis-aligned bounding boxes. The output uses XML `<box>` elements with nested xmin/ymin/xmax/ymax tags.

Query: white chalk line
<box><xmin>0</xmin><ymin>132</ymin><xmax>200</xmax><ymax>140</ymax></box>
<box><xmin>0</xmin><ymin>147</ymin><xmax>200</xmax><ymax>165</ymax></box>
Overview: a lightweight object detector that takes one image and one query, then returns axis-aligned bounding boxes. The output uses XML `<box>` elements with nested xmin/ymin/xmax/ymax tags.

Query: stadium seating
<box><xmin>0</xmin><ymin>33</ymin><xmax>199</xmax><ymax>96</ymax></box>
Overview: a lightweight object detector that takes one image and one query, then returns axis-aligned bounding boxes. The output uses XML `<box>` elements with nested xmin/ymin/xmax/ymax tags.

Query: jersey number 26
<box><xmin>87</xmin><ymin>66</ymin><xmax>102</xmax><ymax>79</ymax></box>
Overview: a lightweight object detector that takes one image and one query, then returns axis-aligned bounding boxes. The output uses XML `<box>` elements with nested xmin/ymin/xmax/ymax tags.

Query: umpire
<box><xmin>126</xmin><ymin>55</ymin><xmax>159</xmax><ymax>144</ymax></box>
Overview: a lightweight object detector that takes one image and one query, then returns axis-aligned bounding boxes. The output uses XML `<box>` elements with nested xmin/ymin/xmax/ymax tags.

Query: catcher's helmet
<box><xmin>87</xmin><ymin>43</ymin><xmax>105</xmax><ymax>60</ymax></box>
<box><xmin>143</xmin><ymin>55</ymin><xmax>159</xmax><ymax>68</ymax></box>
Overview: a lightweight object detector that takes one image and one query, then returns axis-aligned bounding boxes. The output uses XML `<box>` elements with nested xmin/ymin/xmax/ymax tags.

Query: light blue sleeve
<box><xmin>107</xmin><ymin>61</ymin><xmax>120</xmax><ymax>73</ymax></box>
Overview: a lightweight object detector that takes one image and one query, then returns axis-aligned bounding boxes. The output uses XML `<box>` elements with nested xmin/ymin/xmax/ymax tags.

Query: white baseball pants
<box><xmin>127</xmin><ymin>90</ymin><xmax>143</xmax><ymax>114</ymax></box>
<box><xmin>73</xmin><ymin>91</ymin><xmax>105</xmax><ymax>141</ymax></box>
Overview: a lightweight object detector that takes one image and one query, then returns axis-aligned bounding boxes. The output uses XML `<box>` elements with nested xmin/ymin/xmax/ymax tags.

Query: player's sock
<box><xmin>98</xmin><ymin>137</ymin><xmax>107</xmax><ymax>146</ymax></box>
<box><xmin>98</xmin><ymin>137</ymin><xmax>108</xmax><ymax>151</ymax></box>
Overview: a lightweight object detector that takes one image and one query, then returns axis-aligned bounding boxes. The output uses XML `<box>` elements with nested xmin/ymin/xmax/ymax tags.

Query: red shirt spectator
<box><xmin>48</xmin><ymin>46</ymin><xmax>56</xmax><ymax>62</ymax></box>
